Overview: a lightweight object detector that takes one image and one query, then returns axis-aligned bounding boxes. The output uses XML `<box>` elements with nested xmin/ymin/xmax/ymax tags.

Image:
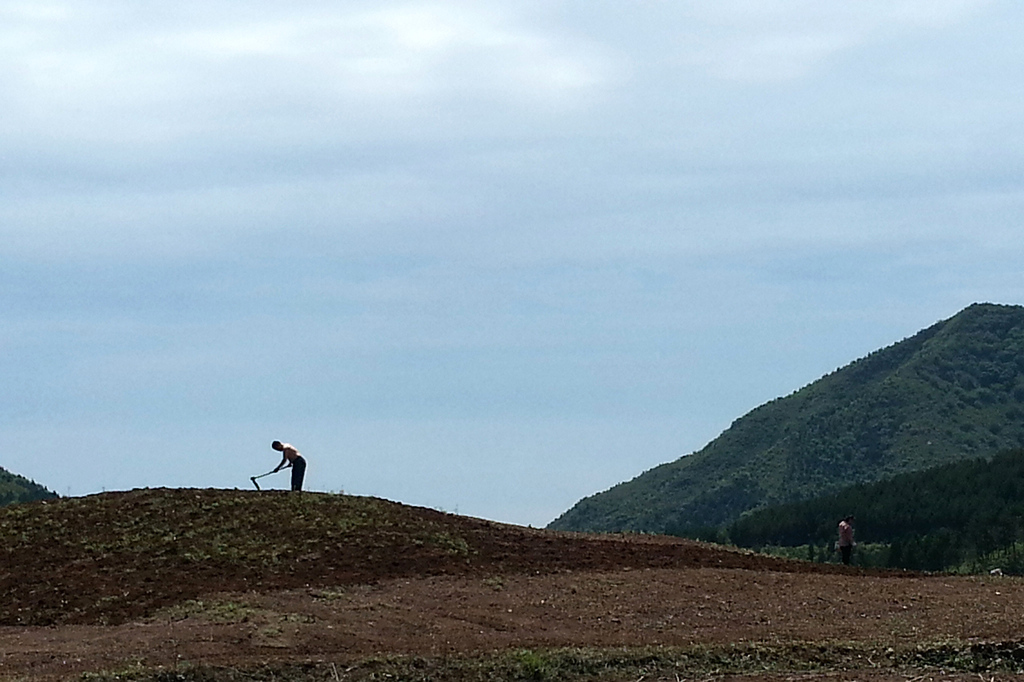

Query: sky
<box><xmin>3</xmin><ymin>0</ymin><xmax>1024</xmax><ymax>527</ymax></box>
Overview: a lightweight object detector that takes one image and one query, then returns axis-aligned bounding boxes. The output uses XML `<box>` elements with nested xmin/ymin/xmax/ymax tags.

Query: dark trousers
<box><xmin>840</xmin><ymin>545</ymin><xmax>852</xmax><ymax>565</ymax></box>
<box><xmin>291</xmin><ymin>456</ymin><xmax>306</xmax><ymax>491</ymax></box>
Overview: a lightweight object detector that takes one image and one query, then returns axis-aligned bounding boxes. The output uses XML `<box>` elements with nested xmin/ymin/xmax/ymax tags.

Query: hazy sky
<box><xmin>4</xmin><ymin>0</ymin><xmax>1024</xmax><ymax>526</ymax></box>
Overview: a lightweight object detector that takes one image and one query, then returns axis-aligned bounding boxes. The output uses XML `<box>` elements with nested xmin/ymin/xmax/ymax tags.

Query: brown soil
<box><xmin>1</xmin><ymin>489</ymin><xmax>1022</xmax><ymax>681</ymax></box>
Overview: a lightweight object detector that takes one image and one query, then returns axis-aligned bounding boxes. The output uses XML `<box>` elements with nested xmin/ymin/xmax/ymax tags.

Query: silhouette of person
<box><xmin>272</xmin><ymin>441</ymin><xmax>306</xmax><ymax>491</ymax></box>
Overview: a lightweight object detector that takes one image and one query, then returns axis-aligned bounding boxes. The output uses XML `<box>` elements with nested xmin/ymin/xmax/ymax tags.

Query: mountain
<box><xmin>549</xmin><ymin>303</ymin><xmax>1024</xmax><ymax>533</ymax></box>
<box><xmin>0</xmin><ymin>466</ymin><xmax>57</xmax><ymax>507</ymax></box>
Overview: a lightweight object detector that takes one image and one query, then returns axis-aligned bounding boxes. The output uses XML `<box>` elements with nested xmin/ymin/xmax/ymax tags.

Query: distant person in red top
<box><xmin>837</xmin><ymin>515</ymin><xmax>855</xmax><ymax>565</ymax></box>
<box><xmin>272</xmin><ymin>441</ymin><xmax>306</xmax><ymax>491</ymax></box>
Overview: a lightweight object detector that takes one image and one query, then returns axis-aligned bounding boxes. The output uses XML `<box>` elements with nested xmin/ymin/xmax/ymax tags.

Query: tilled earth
<box><xmin>3</xmin><ymin>566</ymin><xmax>1024</xmax><ymax>681</ymax></box>
<box><xmin>2</xmin><ymin>489</ymin><xmax>1024</xmax><ymax>681</ymax></box>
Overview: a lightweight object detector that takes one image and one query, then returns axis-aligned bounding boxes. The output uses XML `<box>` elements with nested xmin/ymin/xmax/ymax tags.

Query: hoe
<box><xmin>249</xmin><ymin>469</ymin><xmax>279</xmax><ymax>490</ymax></box>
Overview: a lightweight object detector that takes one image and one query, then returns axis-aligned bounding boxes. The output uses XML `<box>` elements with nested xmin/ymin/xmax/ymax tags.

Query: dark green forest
<box><xmin>551</xmin><ymin>303</ymin><xmax>1024</xmax><ymax>534</ymax></box>
<box><xmin>688</xmin><ymin>448</ymin><xmax>1024</xmax><ymax>573</ymax></box>
<box><xmin>0</xmin><ymin>467</ymin><xmax>58</xmax><ymax>507</ymax></box>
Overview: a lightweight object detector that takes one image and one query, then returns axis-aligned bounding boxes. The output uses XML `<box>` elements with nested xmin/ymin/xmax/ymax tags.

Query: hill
<box><xmin>725</xmin><ymin>448</ymin><xmax>1024</xmax><ymax>572</ymax></box>
<box><xmin>549</xmin><ymin>302</ymin><xmax>1024</xmax><ymax>533</ymax></box>
<box><xmin>5</xmin><ymin>487</ymin><xmax>1024</xmax><ymax>682</ymax></box>
<box><xmin>0</xmin><ymin>466</ymin><xmax>57</xmax><ymax>507</ymax></box>
<box><xmin>0</xmin><ymin>487</ymin><xmax>846</xmax><ymax>627</ymax></box>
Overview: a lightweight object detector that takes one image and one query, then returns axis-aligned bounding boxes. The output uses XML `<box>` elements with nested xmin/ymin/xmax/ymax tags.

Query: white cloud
<box><xmin>176</xmin><ymin>3</ymin><xmax>616</xmax><ymax>109</ymax></box>
<box><xmin>674</xmin><ymin>0</ymin><xmax>993</xmax><ymax>82</ymax></box>
<box><xmin>0</xmin><ymin>1</ymin><xmax>616</xmax><ymax>147</ymax></box>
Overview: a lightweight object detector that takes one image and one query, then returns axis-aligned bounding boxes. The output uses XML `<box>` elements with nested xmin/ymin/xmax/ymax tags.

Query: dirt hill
<box><xmin>5</xmin><ymin>488</ymin><xmax>1024</xmax><ymax>682</ymax></box>
<box><xmin>0</xmin><ymin>487</ymin><xmax>854</xmax><ymax>627</ymax></box>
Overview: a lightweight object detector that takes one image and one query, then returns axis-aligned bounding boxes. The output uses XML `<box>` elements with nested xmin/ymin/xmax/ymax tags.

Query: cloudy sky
<box><xmin>3</xmin><ymin>0</ymin><xmax>1023</xmax><ymax>526</ymax></box>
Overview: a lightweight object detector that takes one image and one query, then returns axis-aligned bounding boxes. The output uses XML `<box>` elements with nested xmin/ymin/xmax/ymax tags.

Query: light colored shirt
<box><xmin>838</xmin><ymin>520</ymin><xmax>854</xmax><ymax>547</ymax></box>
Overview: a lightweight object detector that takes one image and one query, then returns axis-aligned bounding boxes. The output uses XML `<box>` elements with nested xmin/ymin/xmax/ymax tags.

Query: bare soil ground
<box><xmin>2</xmin><ymin>489</ymin><xmax>1024</xmax><ymax>681</ymax></box>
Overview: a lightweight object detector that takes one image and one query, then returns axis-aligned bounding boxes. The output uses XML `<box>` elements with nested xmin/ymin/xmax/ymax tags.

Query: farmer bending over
<box><xmin>272</xmin><ymin>440</ymin><xmax>306</xmax><ymax>491</ymax></box>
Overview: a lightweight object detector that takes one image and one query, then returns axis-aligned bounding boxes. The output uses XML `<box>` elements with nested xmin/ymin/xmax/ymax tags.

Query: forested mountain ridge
<box><xmin>0</xmin><ymin>466</ymin><xmax>58</xmax><ymax>507</ymax></box>
<box><xmin>549</xmin><ymin>303</ymin><xmax>1024</xmax><ymax>533</ymax></box>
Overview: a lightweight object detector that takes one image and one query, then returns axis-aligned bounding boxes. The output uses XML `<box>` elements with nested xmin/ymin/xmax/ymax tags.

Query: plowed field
<box><xmin>2</xmin><ymin>489</ymin><xmax>1022</xmax><ymax>681</ymax></box>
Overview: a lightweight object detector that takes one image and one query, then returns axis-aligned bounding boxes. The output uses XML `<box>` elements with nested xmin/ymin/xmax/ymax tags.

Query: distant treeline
<box><xmin>672</xmin><ymin>448</ymin><xmax>1024</xmax><ymax>573</ymax></box>
<box><xmin>0</xmin><ymin>468</ymin><xmax>58</xmax><ymax>508</ymax></box>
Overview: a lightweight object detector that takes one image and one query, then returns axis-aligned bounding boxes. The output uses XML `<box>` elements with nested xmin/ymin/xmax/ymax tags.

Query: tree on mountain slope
<box><xmin>724</xmin><ymin>448</ymin><xmax>1024</xmax><ymax>573</ymax></box>
<box><xmin>0</xmin><ymin>467</ymin><xmax>58</xmax><ymax>507</ymax></box>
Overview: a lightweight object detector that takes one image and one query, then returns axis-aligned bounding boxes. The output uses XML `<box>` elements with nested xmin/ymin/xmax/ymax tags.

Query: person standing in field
<box><xmin>272</xmin><ymin>441</ymin><xmax>306</xmax><ymax>491</ymax></box>
<box><xmin>837</xmin><ymin>515</ymin><xmax>855</xmax><ymax>565</ymax></box>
